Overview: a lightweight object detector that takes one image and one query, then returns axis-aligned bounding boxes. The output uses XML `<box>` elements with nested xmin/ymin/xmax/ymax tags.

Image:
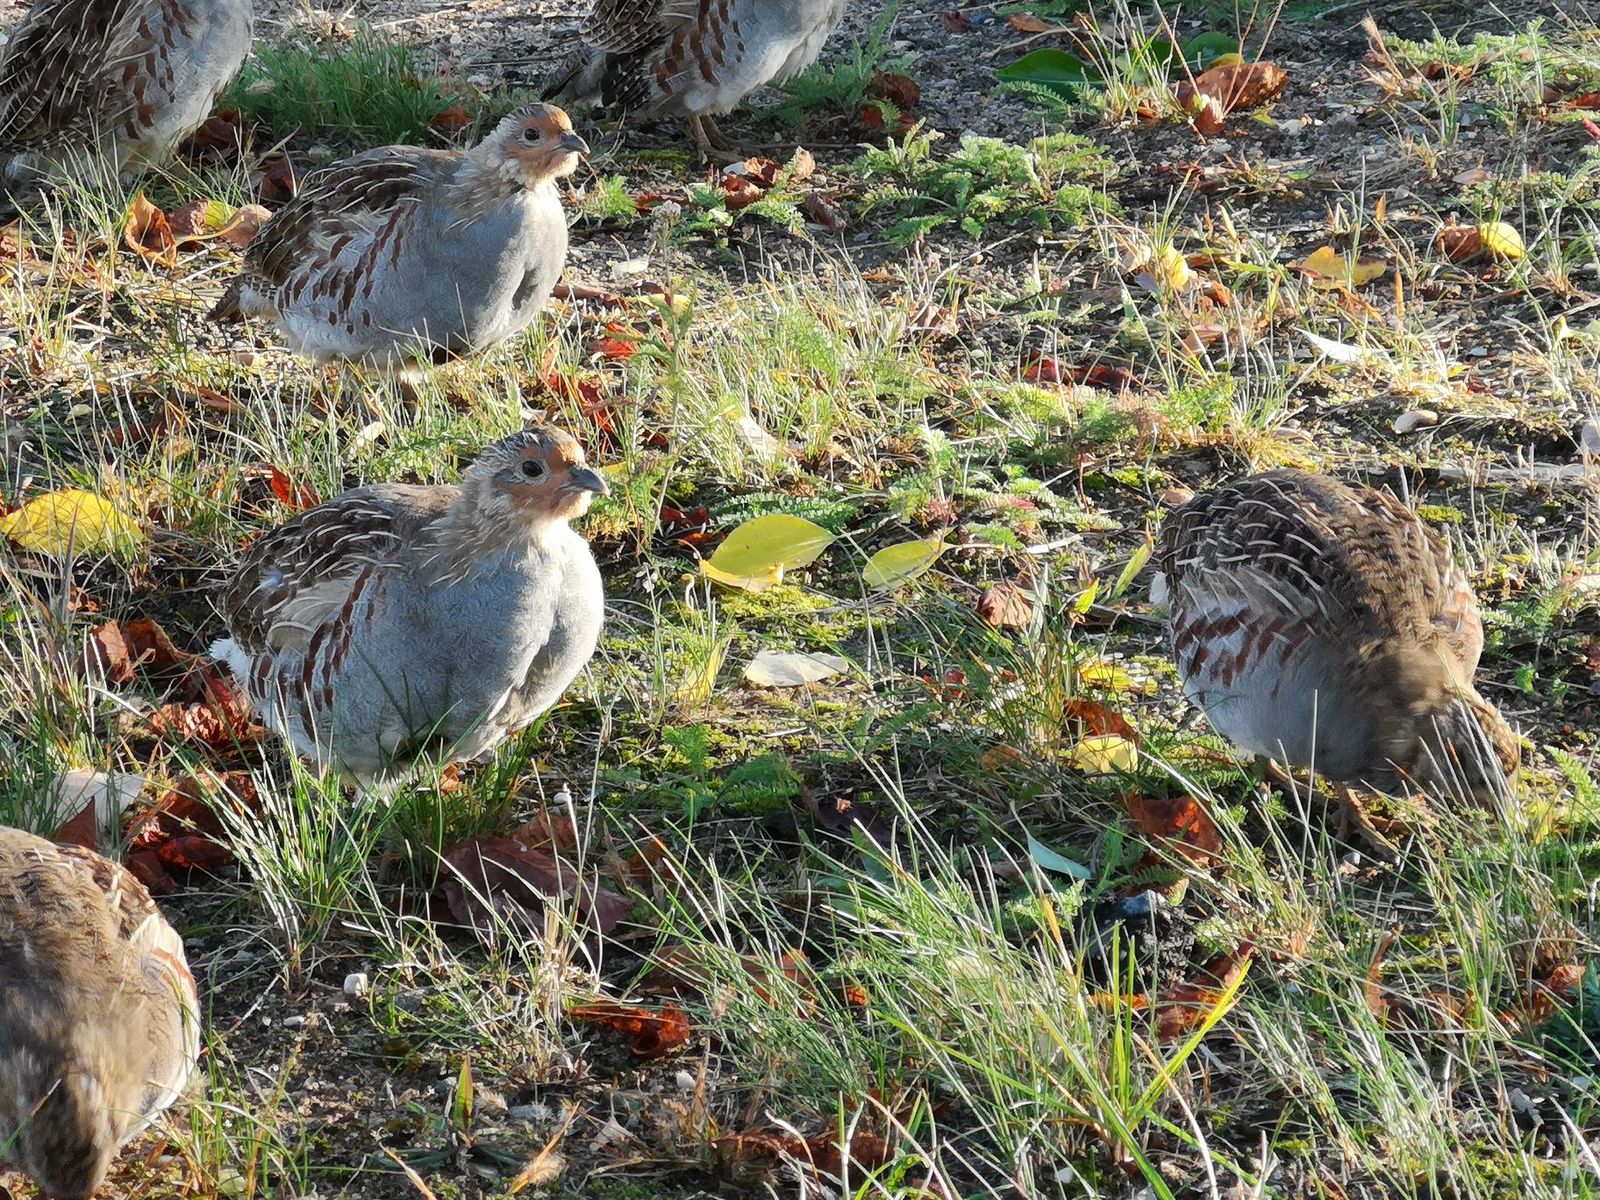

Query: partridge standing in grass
<box><xmin>1154</xmin><ymin>470</ymin><xmax>1517</xmax><ymax>814</ymax></box>
<box><xmin>0</xmin><ymin>826</ymin><xmax>200</xmax><ymax>1200</ymax></box>
<box><xmin>541</xmin><ymin>0</ymin><xmax>851</xmax><ymax>156</ymax></box>
<box><xmin>212</xmin><ymin>426</ymin><xmax>609</xmax><ymax>786</ymax></box>
<box><xmin>0</xmin><ymin>0</ymin><xmax>253</xmax><ymax>215</ymax></box>
<box><xmin>210</xmin><ymin>104</ymin><xmax>587</xmax><ymax>376</ymax></box>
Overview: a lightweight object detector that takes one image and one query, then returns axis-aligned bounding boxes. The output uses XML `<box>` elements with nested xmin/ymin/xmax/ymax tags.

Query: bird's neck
<box><xmin>446</xmin><ymin>148</ymin><xmax>558</xmax><ymax>220</ymax></box>
<box><xmin>419</xmin><ymin>500</ymin><xmax>567</xmax><ymax>586</ymax></box>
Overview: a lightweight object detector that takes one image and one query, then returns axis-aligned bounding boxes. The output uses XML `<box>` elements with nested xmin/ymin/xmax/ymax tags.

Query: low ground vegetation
<box><xmin>3</xmin><ymin>0</ymin><xmax>1600</xmax><ymax>1197</ymax></box>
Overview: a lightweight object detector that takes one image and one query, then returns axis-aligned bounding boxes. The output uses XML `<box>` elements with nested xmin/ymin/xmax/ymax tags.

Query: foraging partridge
<box><xmin>0</xmin><ymin>826</ymin><xmax>200</xmax><ymax>1200</ymax></box>
<box><xmin>541</xmin><ymin>0</ymin><xmax>851</xmax><ymax>156</ymax></box>
<box><xmin>1154</xmin><ymin>470</ymin><xmax>1517</xmax><ymax>804</ymax></box>
<box><xmin>0</xmin><ymin>0</ymin><xmax>253</xmax><ymax>215</ymax></box>
<box><xmin>210</xmin><ymin>104</ymin><xmax>587</xmax><ymax>374</ymax></box>
<box><xmin>211</xmin><ymin>426</ymin><xmax>609</xmax><ymax>786</ymax></box>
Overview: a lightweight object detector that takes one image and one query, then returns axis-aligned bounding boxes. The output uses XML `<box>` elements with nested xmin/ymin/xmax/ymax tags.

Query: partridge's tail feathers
<box><xmin>540</xmin><ymin>48</ymin><xmax>602</xmax><ymax>105</ymax></box>
<box><xmin>208</xmin><ymin>279</ymin><xmax>245</xmax><ymax>323</ymax></box>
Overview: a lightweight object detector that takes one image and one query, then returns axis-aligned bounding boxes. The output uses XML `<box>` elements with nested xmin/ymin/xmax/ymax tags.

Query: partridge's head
<box><xmin>464</xmin><ymin>425</ymin><xmax>609</xmax><ymax>530</ymax></box>
<box><xmin>1406</xmin><ymin>688</ymin><xmax>1520</xmax><ymax>807</ymax></box>
<box><xmin>486</xmin><ymin>103</ymin><xmax>587</xmax><ymax>185</ymax></box>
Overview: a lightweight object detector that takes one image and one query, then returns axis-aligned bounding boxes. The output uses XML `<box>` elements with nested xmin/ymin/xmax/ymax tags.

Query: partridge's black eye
<box><xmin>523</xmin><ymin>126</ymin><xmax>541</xmax><ymax>143</ymax></box>
<box><xmin>520</xmin><ymin>459</ymin><xmax>545</xmax><ymax>479</ymax></box>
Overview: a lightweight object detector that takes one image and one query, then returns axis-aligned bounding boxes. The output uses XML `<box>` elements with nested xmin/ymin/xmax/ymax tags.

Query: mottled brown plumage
<box><xmin>1154</xmin><ymin>470</ymin><xmax>1517</xmax><ymax>803</ymax></box>
<box><xmin>0</xmin><ymin>0</ymin><xmax>252</xmax><ymax>213</ymax></box>
<box><xmin>0</xmin><ymin>826</ymin><xmax>199</xmax><ymax>1199</ymax></box>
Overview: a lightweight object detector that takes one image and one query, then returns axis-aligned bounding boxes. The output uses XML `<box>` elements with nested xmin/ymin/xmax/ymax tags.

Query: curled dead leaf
<box><xmin>1123</xmin><ymin>792</ymin><xmax>1221</xmax><ymax>864</ymax></box>
<box><xmin>978</xmin><ymin>582</ymin><xmax>1034</xmax><ymax>629</ymax></box>
<box><xmin>1192</xmin><ymin>61</ymin><xmax>1288</xmax><ymax>113</ymax></box>
<box><xmin>123</xmin><ymin>193</ymin><xmax>176</xmax><ymax>267</ymax></box>
<box><xmin>437</xmin><ymin>835</ymin><xmax>632</xmax><ymax>941</ymax></box>
<box><xmin>569</xmin><ymin>1000</ymin><xmax>691</xmax><ymax>1057</ymax></box>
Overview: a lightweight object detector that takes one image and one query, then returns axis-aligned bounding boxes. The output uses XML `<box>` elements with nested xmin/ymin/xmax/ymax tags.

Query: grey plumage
<box><xmin>0</xmin><ymin>0</ymin><xmax>253</xmax><ymax>214</ymax></box>
<box><xmin>542</xmin><ymin>0</ymin><xmax>850</xmax><ymax>153</ymax></box>
<box><xmin>210</xmin><ymin>103</ymin><xmax>587</xmax><ymax>372</ymax></box>
<box><xmin>0</xmin><ymin>826</ymin><xmax>199</xmax><ymax>1200</ymax></box>
<box><xmin>1154</xmin><ymin>470</ymin><xmax>1517</xmax><ymax>802</ymax></box>
<box><xmin>211</xmin><ymin>426</ymin><xmax>610</xmax><ymax>786</ymax></box>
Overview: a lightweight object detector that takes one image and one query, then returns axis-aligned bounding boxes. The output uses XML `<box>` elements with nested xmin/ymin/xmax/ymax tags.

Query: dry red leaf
<box><xmin>1068</xmin><ymin>699</ymin><xmax>1141</xmax><ymax>745</ymax></box>
<box><xmin>85</xmin><ymin>616</ymin><xmax>204</xmax><ymax>693</ymax></box>
<box><xmin>1123</xmin><ymin>792</ymin><xmax>1221</xmax><ymax>864</ymax></box>
<box><xmin>1154</xmin><ymin>944</ymin><xmax>1253</xmax><ymax>1040</ymax></box>
<box><xmin>640</xmin><ymin>945</ymin><xmax>814</xmax><ymax>1011</ymax></box>
<box><xmin>978</xmin><ymin>582</ymin><xmax>1034</xmax><ymax>629</ymax></box>
<box><xmin>125</xmin><ymin>849</ymin><xmax>177</xmax><ymax>895</ymax></box>
<box><xmin>1173</xmin><ymin>82</ymin><xmax>1227</xmax><ymax>134</ymax></box>
<box><xmin>144</xmin><ymin>678</ymin><xmax>260</xmax><ymax>751</ymax></box>
<box><xmin>714</xmin><ymin>1127</ymin><xmax>894</xmax><ymax>1181</ymax></box>
<box><xmin>722</xmin><ymin>173</ymin><xmax>766</xmax><ymax>211</ymax></box>
<box><xmin>257</xmin><ymin>156</ymin><xmax>298</xmax><ymax>204</ymax></box>
<box><xmin>179</xmin><ymin>109</ymin><xmax>246</xmax><ymax>164</ymax></box>
<box><xmin>1193</xmin><ymin>61</ymin><xmax>1288</xmax><ymax>113</ymax></box>
<box><xmin>569</xmin><ymin>1000</ymin><xmax>691</xmax><ymax>1057</ymax></box>
<box><xmin>437</xmin><ymin>835</ymin><xmax>631</xmax><ymax>939</ymax></box>
<box><xmin>1568</xmin><ymin>92</ymin><xmax>1600</xmax><ymax>110</ymax></box>
<box><xmin>588</xmin><ymin>323</ymin><xmax>639</xmax><ymax>361</ymax></box>
<box><xmin>804</xmin><ymin>191</ymin><xmax>848</xmax><ymax>232</ymax></box>
<box><xmin>268</xmin><ymin>466</ymin><xmax>319</xmax><ymax>511</ymax></box>
<box><xmin>429</xmin><ymin>105</ymin><xmax>474</xmax><ymax>137</ymax></box>
<box><xmin>1504</xmin><ymin>962</ymin><xmax>1586</xmax><ymax>1029</ymax></box>
<box><xmin>939</xmin><ymin>10</ymin><xmax>970</xmax><ymax>33</ymax></box>
<box><xmin>1434</xmin><ymin>222</ymin><xmax>1483</xmax><ymax>261</ymax></box>
<box><xmin>54</xmin><ymin>805</ymin><xmax>101</xmax><ymax>851</ymax></box>
<box><xmin>155</xmin><ymin>833</ymin><xmax>235</xmax><ymax>873</ymax></box>
<box><xmin>124</xmin><ymin>193</ymin><xmax>176</xmax><ymax>267</ymax></box>
<box><xmin>216</xmin><ymin>204</ymin><xmax>271</xmax><ymax>249</ymax></box>
<box><xmin>168</xmin><ymin>199</ymin><xmax>214</xmax><ymax>245</ymax></box>
<box><xmin>872</xmin><ymin>71</ymin><xmax>922</xmax><ymax>109</ymax></box>
<box><xmin>1364</xmin><ymin>927</ymin><xmax>1399</xmax><ymax>1024</ymax></box>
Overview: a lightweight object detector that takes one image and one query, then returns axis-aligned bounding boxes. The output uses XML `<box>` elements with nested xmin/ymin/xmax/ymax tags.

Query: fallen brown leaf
<box><xmin>978</xmin><ymin>582</ymin><xmax>1034</xmax><ymax>629</ymax></box>
<box><xmin>1154</xmin><ymin>943</ymin><xmax>1253</xmax><ymax>1040</ymax></box>
<box><xmin>804</xmin><ymin>191</ymin><xmax>848</xmax><ymax>232</ymax></box>
<box><xmin>1193</xmin><ymin>61</ymin><xmax>1288</xmax><ymax>113</ymax></box>
<box><xmin>569</xmin><ymin>1000</ymin><xmax>691</xmax><ymax>1057</ymax></box>
<box><xmin>124</xmin><ymin>193</ymin><xmax>176</xmax><ymax>267</ymax></box>
<box><xmin>1124</xmin><ymin>792</ymin><xmax>1220</xmax><ymax>864</ymax></box>
<box><xmin>437</xmin><ymin>835</ymin><xmax>631</xmax><ymax>939</ymax></box>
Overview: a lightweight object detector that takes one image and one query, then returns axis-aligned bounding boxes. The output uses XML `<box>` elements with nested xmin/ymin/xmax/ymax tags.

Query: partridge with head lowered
<box><xmin>0</xmin><ymin>825</ymin><xmax>200</xmax><ymax>1200</ymax></box>
<box><xmin>1154</xmin><ymin>470</ymin><xmax>1517</xmax><ymax>804</ymax></box>
<box><xmin>542</xmin><ymin>0</ymin><xmax>850</xmax><ymax>156</ymax></box>
<box><xmin>210</xmin><ymin>104</ymin><xmax>587</xmax><ymax>374</ymax></box>
<box><xmin>212</xmin><ymin>427</ymin><xmax>609</xmax><ymax>786</ymax></box>
<box><xmin>1</xmin><ymin>0</ymin><xmax>253</xmax><ymax>215</ymax></box>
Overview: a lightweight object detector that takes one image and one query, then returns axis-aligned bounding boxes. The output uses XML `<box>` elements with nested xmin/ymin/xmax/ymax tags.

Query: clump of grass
<box><xmin>771</xmin><ymin>1</ymin><xmax>912</xmax><ymax>128</ymax></box>
<box><xmin>226</xmin><ymin>31</ymin><xmax>461</xmax><ymax>146</ymax></box>
<box><xmin>857</xmin><ymin>127</ymin><xmax>1117</xmax><ymax>246</ymax></box>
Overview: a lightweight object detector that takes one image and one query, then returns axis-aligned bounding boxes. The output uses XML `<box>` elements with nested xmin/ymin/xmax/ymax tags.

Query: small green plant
<box><xmin>857</xmin><ymin>126</ymin><xmax>1116</xmax><ymax>246</ymax></box>
<box><xmin>226</xmin><ymin>31</ymin><xmax>462</xmax><ymax>145</ymax></box>
<box><xmin>772</xmin><ymin>2</ymin><xmax>912</xmax><ymax>127</ymax></box>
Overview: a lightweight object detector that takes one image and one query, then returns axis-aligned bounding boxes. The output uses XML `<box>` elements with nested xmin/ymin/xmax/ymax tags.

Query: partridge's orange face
<box><xmin>501</xmin><ymin>103</ymin><xmax>587</xmax><ymax>183</ymax></box>
<box><xmin>493</xmin><ymin>428</ymin><xmax>609</xmax><ymax>522</ymax></box>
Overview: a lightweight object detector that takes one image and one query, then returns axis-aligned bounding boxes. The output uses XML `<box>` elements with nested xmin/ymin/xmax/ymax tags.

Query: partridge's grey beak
<box><xmin>559</xmin><ymin>131</ymin><xmax>590</xmax><ymax>155</ymax></box>
<box><xmin>569</xmin><ymin>465</ymin><xmax>609</xmax><ymax>496</ymax></box>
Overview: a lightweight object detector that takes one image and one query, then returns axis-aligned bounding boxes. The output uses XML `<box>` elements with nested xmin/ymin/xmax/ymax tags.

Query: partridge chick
<box><xmin>542</xmin><ymin>0</ymin><xmax>850</xmax><ymax>156</ymax></box>
<box><xmin>1</xmin><ymin>0</ymin><xmax>253</xmax><ymax>215</ymax></box>
<box><xmin>210</xmin><ymin>104</ymin><xmax>587</xmax><ymax>374</ymax></box>
<box><xmin>1154</xmin><ymin>470</ymin><xmax>1516</xmax><ymax>805</ymax></box>
<box><xmin>212</xmin><ymin>426</ymin><xmax>609</xmax><ymax>786</ymax></box>
<box><xmin>0</xmin><ymin>825</ymin><xmax>200</xmax><ymax>1200</ymax></box>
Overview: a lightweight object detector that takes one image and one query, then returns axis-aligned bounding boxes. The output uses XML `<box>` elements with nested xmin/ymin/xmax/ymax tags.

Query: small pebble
<box><xmin>1578</xmin><ymin>416</ymin><xmax>1600</xmax><ymax>457</ymax></box>
<box><xmin>1393</xmin><ymin>410</ymin><xmax>1438</xmax><ymax>434</ymax></box>
<box><xmin>344</xmin><ymin>972</ymin><xmax>370</xmax><ymax>999</ymax></box>
<box><xmin>282</xmin><ymin>1014</ymin><xmax>306</xmax><ymax>1029</ymax></box>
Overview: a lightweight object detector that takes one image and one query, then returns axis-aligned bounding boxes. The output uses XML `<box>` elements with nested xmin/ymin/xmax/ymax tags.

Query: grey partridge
<box><xmin>0</xmin><ymin>0</ymin><xmax>253</xmax><ymax>215</ymax></box>
<box><xmin>1154</xmin><ymin>470</ymin><xmax>1517</xmax><ymax>806</ymax></box>
<box><xmin>210</xmin><ymin>103</ymin><xmax>586</xmax><ymax>375</ymax></box>
<box><xmin>211</xmin><ymin>426</ymin><xmax>609</xmax><ymax>786</ymax></box>
<box><xmin>542</xmin><ymin>0</ymin><xmax>850</xmax><ymax>156</ymax></box>
<box><xmin>0</xmin><ymin>825</ymin><xmax>200</xmax><ymax>1200</ymax></box>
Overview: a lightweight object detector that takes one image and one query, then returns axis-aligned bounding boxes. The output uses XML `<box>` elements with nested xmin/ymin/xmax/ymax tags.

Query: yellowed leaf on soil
<box><xmin>1296</xmin><ymin>245</ymin><xmax>1388</xmax><ymax>289</ymax></box>
<box><xmin>0</xmin><ymin>489</ymin><xmax>141</xmax><ymax>556</ymax></box>
<box><xmin>1067</xmin><ymin>734</ymin><xmax>1139</xmax><ymax>773</ymax></box>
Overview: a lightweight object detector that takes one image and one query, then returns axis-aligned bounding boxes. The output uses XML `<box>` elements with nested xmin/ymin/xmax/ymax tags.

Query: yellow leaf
<box><xmin>1078</xmin><ymin>658</ymin><xmax>1136</xmax><ymax>692</ymax></box>
<box><xmin>1480</xmin><ymin>221</ymin><xmax>1525</xmax><ymax>261</ymax></box>
<box><xmin>1296</xmin><ymin>245</ymin><xmax>1387</xmax><ymax>289</ymax></box>
<box><xmin>0</xmin><ymin>489</ymin><xmax>141</xmax><ymax>557</ymax></box>
<box><xmin>1067</xmin><ymin>734</ymin><xmax>1139</xmax><ymax>773</ymax></box>
<box><xmin>862</xmin><ymin>538</ymin><xmax>944</xmax><ymax>590</ymax></box>
<box><xmin>700</xmin><ymin>513</ymin><xmax>835</xmax><ymax>592</ymax></box>
<box><xmin>1155</xmin><ymin>244</ymin><xmax>1192</xmax><ymax>290</ymax></box>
